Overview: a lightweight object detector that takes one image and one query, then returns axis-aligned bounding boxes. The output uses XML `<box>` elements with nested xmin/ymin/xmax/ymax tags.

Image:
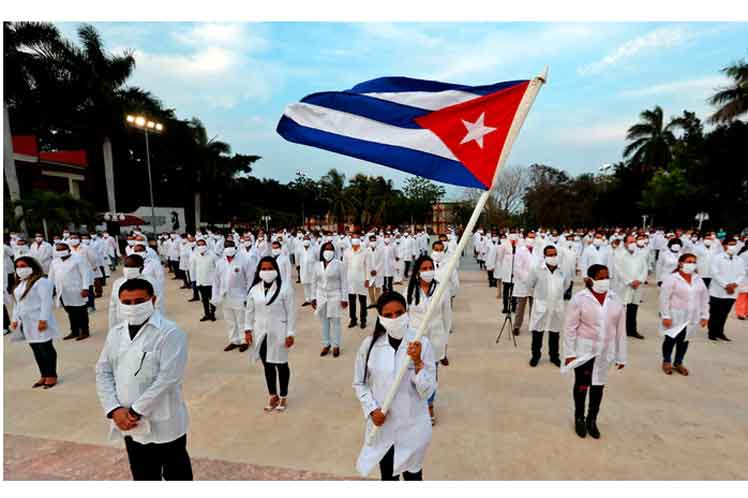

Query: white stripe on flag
<box><xmin>284</xmin><ymin>102</ymin><xmax>458</xmax><ymax>161</ymax></box>
<box><xmin>361</xmin><ymin>89</ymin><xmax>481</xmax><ymax>110</ymax></box>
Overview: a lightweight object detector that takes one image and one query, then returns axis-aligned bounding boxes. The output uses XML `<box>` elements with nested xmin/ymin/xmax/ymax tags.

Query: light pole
<box><xmin>261</xmin><ymin>215</ymin><xmax>271</xmax><ymax>233</ymax></box>
<box><xmin>296</xmin><ymin>170</ymin><xmax>306</xmax><ymax>228</ymax></box>
<box><xmin>126</xmin><ymin>114</ymin><xmax>164</xmax><ymax>236</ymax></box>
<box><xmin>695</xmin><ymin>212</ymin><xmax>709</xmax><ymax>231</ymax></box>
<box><xmin>641</xmin><ymin>214</ymin><xmax>648</xmax><ymax>231</ymax></box>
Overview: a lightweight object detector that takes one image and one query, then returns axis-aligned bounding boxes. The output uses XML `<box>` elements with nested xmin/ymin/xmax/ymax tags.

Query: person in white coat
<box><xmin>498</xmin><ymin>234</ymin><xmax>519</xmax><ymax>313</ymax></box>
<box><xmin>365</xmin><ymin>235</ymin><xmax>384</xmax><ymax>309</ymax></box>
<box><xmin>659</xmin><ymin>253</ymin><xmax>709</xmax><ymax>376</ymax></box>
<box><xmin>561</xmin><ymin>264</ymin><xmax>627</xmax><ymax>440</ymax></box>
<box><xmin>133</xmin><ymin>242</ymin><xmax>166</xmax><ymax>313</ymax></box>
<box><xmin>527</xmin><ymin>246</ymin><xmax>570</xmax><ymax>367</ymax></box>
<box><xmin>614</xmin><ymin>234</ymin><xmax>648</xmax><ymax>340</ymax></box>
<box><xmin>407</xmin><ymin>255</ymin><xmax>451</xmax><ymax>423</ymax></box>
<box><xmin>352</xmin><ymin>291</ymin><xmax>436</xmax><ymax>480</ymax></box>
<box><xmin>579</xmin><ymin>232</ymin><xmax>610</xmax><ymax>278</ymax></box>
<box><xmin>393</xmin><ymin>234</ymin><xmax>407</xmax><ymax>284</ymax></box>
<box><xmin>211</xmin><ymin>240</ymin><xmax>252</xmax><ymax>353</ymax></box>
<box><xmin>708</xmin><ymin>237</ymin><xmax>746</xmax><ymax>341</ymax></box>
<box><xmin>190</xmin><ymin>238</ymin><xmax>217</xmax><ymax>322</ymax></box>
<box><xmin>270</xmin><ymin>240</ymin><xmax>292</xmax><ymax>285</ymax></box>
<box><xmin>95</xmin><ymin>277</ymin><xmax>192</xmax><ymax>480</ymax></box>
<box><xmin>694</xmin><ymin>234</ymin><xmax>718</xmax><ymax>289</ymax></box>
<box><xmin>48</xmin><ymin>242</ymin><xmax>92</xmax><ymax>341</ymax></box>
<box><xmin>381</xmin><ymin>235</ymin><xmax>398</xmax><ymax>293</ymax></box>
<box><xmin>656</xmin><ymin>238</ymin><xmax>682</xmax><ymax>286</ymax></box>
<box><xmin>244</xmin><ymin>256</ymin><xmax>296</xmax><ymax>412</ymax></box>
<box><xmin>512</xmin><ymin>234</ymin><xmax>541</xmax><ymax>336</ymax></box>
<box><xmin>344</xmin><ymin>233</ymin><xmax>369</xmax><ymax>329</ymax></box>
<box><xmin>297</xmin><ymin>236</ymin><xmax>317</xmax><ymax>306</ymax></box>
<box><xmin>8</xmin><ymin>256</ymin><xmax>60</xmax><ymax>389</ymax></box>
<box><xmin>108</xmin><ymin>254</ymin><xmax>160</xmax><ymax>331</ymax></box>
<box><xmin>29</xmin><ymin>234</ymin><xmax>53</xmax><ymax>273</ymax></box>
<box><xmin>312</xmin><ymin>241</ymin><xmax>349</xmax><ymax>357</ymax></box>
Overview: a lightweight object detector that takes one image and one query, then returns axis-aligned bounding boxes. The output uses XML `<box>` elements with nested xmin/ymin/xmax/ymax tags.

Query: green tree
<box><xmin>402</xmin><ymin>177</ymin><xmax>445</xmax><ymax>225</ymax></box>
<box><xmin>623</xmin><ymin>106</ymin><xmax>682</xmax><ymax>173</ymax></box>
<box><xmin>708</xmin><ymin>58</ymin><xmax>748</xmax><ymax>124</ymax></box>
<box><xmin>319</xmin><ymin>169</ymin><xmax>350</xmax><ymax>229</ymax></box>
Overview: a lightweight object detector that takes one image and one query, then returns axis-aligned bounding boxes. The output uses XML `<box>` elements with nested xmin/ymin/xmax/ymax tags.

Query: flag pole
<box><xmin>364</xmin><ymin>66</ymin><xmax>549</xmax><ymax>448</ymax></box>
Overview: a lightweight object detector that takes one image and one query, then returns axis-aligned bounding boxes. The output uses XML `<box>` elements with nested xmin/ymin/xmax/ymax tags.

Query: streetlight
<box><xmin>261</xmin><ymin>215</ymin><xmax>272</xmax><ymax>233</ymax></box>
<box><xmin>641</xmin><ymin>214</ymin><xmax>648</xmax><ymax>231</ymax></box>
<box><xmin>296</xmin><ymin>170</ymin><xmax>306</xmax><ymax>228</ymax></box>
<box><xmin>126</xmin><ymin>114</ymin><xmax>164</xmax><ymax>236</ymax></box>
<box><xmin>695</xmin><ymin>212</ymin><xmax>709</xmax><ymax>231</ymax></box>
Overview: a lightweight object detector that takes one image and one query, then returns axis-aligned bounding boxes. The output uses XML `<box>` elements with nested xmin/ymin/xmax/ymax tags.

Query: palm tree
<box><xmin>319</xmin><ymin>169</ymin><xmax>350</xmax><ymax>230</ymax></box>
<box><xmin>187</xmin><ymin>118</ymin><xmax>231</xmax><ymax>228</ymax></box>
<box><xmin>623</xmin><ymin>106</ymin><xmax>681</xmax><ymax>172</ymax></box>
<box><xmin>708</xmin><ymin>58</ymin><xmax>748</xmax><ymax>124</ymax></box>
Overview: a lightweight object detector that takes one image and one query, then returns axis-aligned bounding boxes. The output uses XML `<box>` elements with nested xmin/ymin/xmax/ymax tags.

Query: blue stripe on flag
<box><xmin>277</xmin><ymin>115</ymin><xmax>487</xmax><ymax>189</ymax></box>
<box><xmin>348</xmin><ymin>77</ymin><xmax>528</xmax><ymax>96</ymax></box>
<box><xmin>301</xmin><ymin>92</ymin><xmax>430</xmax><ymax>129</ymax></box>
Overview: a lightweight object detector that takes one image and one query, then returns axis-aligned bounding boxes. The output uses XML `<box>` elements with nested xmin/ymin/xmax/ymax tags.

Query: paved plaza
<box><xmin>4</xmin><ymin>254</ymin><xmax>747</xmax><ymax>480</ymax></box>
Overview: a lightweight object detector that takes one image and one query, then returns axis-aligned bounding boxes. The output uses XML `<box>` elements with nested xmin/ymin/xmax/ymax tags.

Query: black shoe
<box><xmin>575</xmin><ymin>417</ymin><xmax>587</xmax><ymax>438</ymax></box>
<box><xmin>188</xmin><ymin>298</ymin><xmax>200</xmax><ymax>302</ymax></box>
<box><xmin>501</xmin><ymin>308</ymin><xmax>509</xmax><ymax>314</ymax></box>
<box><xmin>348</xmin><ymin>320</ymin><xmax>358</xmax><ymax>328</ymax></box>
<box><xmin>301</xmin><ymin>301</ymin><xmax>311</xmax><ymax>307</ymax></box>
<box><xmin>529</xmin><ymin>357</ymin><xmax>540</xmax><ymax>367</ymax></box>
<box><xmin>199</xmin><ymin>316</ymin><xmax>210</xmax><ymax>322</ymax></box>
<box><xmin>512</xmin><ymin>328</ymin><xmax>520</xmax><ymax>336</ymax></box>
<box><xmin>366</xmin><ymin>305</ymin><xmax>376</xmax><ymax>310</ymax></box>
<box><xmin>586</xmin><ymin>417</ymin><xmax>601</xmax><ymax>439</ymax></box>
<box><xmin>550</xmin><ymin>357</ymin><xmax>561</xmax><ymax>368</ymax></box>
<box><xmin>718</xmin><ymin>335</ymin><xmax>731</xmax><ymax>342</ymax></box>
<box><xmin>628</xmin><ymin>332</ymin><xmax>645</xmax><ymax>340</ymax></box>
<box><xmin>210</xmin><ymin>315</ymin><xmax>217</xmax><ymax>322</ymax></box>
<box><xmin>708</xmin><ymin>335</ymin><xmax>719</xmax><ymax>341</ymax></box>
<box><xmin>179</xmin><ymin>285</ymin><xmax>190</xmax><ymax>289</ymax></box>
<box><xmin>360</xmin><ymin>321</ymin><xmax>367</xmax><ymax>330</ymax></box>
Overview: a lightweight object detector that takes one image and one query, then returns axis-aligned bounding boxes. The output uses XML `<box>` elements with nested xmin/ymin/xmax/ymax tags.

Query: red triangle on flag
<box><xmin>414</xmin><ymin>81</ymin><xmax>529</xmax><ymax>189</ymax></box>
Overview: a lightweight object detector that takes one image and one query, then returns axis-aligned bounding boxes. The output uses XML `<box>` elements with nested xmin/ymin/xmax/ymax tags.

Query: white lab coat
<box><xmin>29</xmin><ymin>241</ymin><xmax>53</xmax><ymax>273</ymax></box>
<box><xmin>408</xmin><ymin>283</ymin><xmax>452</xmax><ymax>360</ymax></box>
<box><xmin>211</xmin><ymin>255</ymin><xmax>252</xmax><ymax>309</ymax></box>
<box><xmin>244</xmin><ymin>281</ymin><xmax>295</xmax><ymax>364</ymax></box>
<box><xmin>659</xmin><ymin>272</ymin><xmax>709</xmax><ymax>339</ymax></box>
<box><xmin>298</xmin><ymin>247</ymin><xmax>317</xmax><ymax>285</ymax></box>
<box><xmin>353</xmin><ymin>329</ymin><xmax>436</xmax><ymax>477</ymax></box>
<box><xmin>190</xmin><ymin>251</ymin><xmax>217</xmax><ymax>286</ymax></box>
<box><xmin>561</xmin><ymin>289</ymin><xmax>627</xmax><ymax>386</ymax></box>
<box><xmin>656</xmin><ymin>250</ymin><xmax>680</xmax><ymax>284</ymax></box>
<box><xmin>95</xmin><ymin>312</ymin><xmax>189</xmax><ymax>445</ymax></box>
<box><xmin>108</xmin><ymin>275</ymin><xmax>160</xmax><ymax>331</ymax></box>
<box><xmin>344</xmin><ymin>247</ymin><xmax>368</xmax><ymax>296</ymax></box>
<box><xmin>381</xmin><ymin>244</ymin><xmax>397</xmax><ymax>278</ymax></box>
<box><xmin>512</xmin><ymin>246</ymin><xmax>541</xmax><ymax>297</ymax></box>
<box><xmin>9</xmin><ymin>277</ymin><xmax>59</xmax><ymax>343</ymax></box>
<box><xmin>613</xmin><ymin>249</ymin><xmax>648</xmax><ymax>305</ymax></box>
<box><xmin>709</xmin><ymin>252</ymin><xmax>747</xmax><ymax>299</ymax></box>
<box><xmin>274</xmin><ymin>253</ymin><xmax>293</xmax><ymax>285</ymax></box>
<box><xmin>527</xmin><ymin>265</ymin><xmax>569</xmax><ymax>332</ymax></box>
<box><xmin>366</xmin><ymin>247</ymin><xmax>384</xmax><ymax>288</ymax></box>
<box><xmin>48</xmin><ymin>254</ymin><xmax>93</xmax><ymax>308</ymax></box>
<box><xmin>580</xmin><ymin>245</ymin><xmax>610</xmax><ymax>278</ymax></box>
<box><xmin>311</xmin><ymin>259</ymin><xmax>349</xmax><ymax>319</ymax></box>
<box><xmin>498</xmin><ymin>242</ymin><xmax>517</xmax><ymax>282</ymax></box>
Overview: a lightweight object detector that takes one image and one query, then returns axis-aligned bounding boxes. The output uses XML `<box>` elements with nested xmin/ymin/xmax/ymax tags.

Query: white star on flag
<box><xmin>459</xmin><ymin>112</ymin><xmax>496</xmax><ymax>149</ymax></box>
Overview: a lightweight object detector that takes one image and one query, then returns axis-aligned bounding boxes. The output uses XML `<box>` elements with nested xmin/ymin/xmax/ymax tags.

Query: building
<box><xmin>10</xmin><ymin>135</ymin><xmax>89</xmax><ymax>199</ymax></box>
<box><xmin>432</xmin><ymin>201</ymin><xmax>459</xmax><ymax>234</ymax></box>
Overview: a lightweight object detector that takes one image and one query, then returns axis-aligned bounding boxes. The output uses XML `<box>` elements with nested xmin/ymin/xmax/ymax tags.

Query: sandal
<box><xmin>264</xmin><ymin>395</ymin><xmax>280</xmax><ymax>412</ymax></box>
<box><xmin>674</xmin><ymin>364</ymin><xmax>690</xmax><ymax>376</ymax></box>
<box><xmin>662</xmin><ymin>362</ymin><xmax>673</xmax><ymax>375</ymax></box>
<box><xmin>275</xmin><ymin>397</ymin><xmax>288</xmax><ymax>412</ymax></box>
<box><xmin>43</xmin><ymin>379</ymin><xmax>57</xmax><ymax>389</ymax></box>
<box><xmin>32</xmin><ymin>379</ymin><xmax>45</xmax><ymax>389</ymax></box>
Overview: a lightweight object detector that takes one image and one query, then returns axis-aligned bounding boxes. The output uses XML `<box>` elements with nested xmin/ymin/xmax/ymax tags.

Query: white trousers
<box><xmin>223</xmin><ymin>306</ymin><xmax>245</xmax><ymax>345</ymax></box>
<box><xmin>303</xmin><ymin>283</ymin><xmax>313</xmax><ymax>303</ymax></box>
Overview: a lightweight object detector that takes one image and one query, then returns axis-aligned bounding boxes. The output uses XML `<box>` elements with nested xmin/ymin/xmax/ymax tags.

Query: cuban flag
<box><xmin>276</xmin><ymin>77</ymin><xmax>531</xmax><ymax>190</ymax></box>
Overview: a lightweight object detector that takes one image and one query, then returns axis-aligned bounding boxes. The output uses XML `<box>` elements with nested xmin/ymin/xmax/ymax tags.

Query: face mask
<box><xmin>303</xmin><ymin>240</ymin><xmax>310</xmax><ymax>247</ymax></box>
<box><xmin>420</xmin><ymin>270</ymin><xmax>435</xmax><ymax>282</ymax></box>
<box><xmin>681</xmin><ymin>263</ymin><xmax>697</xmax><ymax>274</ymax></box>
<box><xmin>636</xmin><ymin>240</ymin><xmax>646</xmax><ymax>248</ymax></box>
<box><xmin>119</xmin><ymin>300</ymin><xmax>155</xmax><ymax>326</ymax></box>
<box><xmin>378</xmin><ymin>313</ymin><xmax>409</xmax><ymax>340</ymax></box>
<box><xmin>197</xmin><ymin>245</ymin><xmax>208</xmax><ymax>254</ymax></box>
<box><xmin>591</xmin><ymin>278</ymin><xmax>610</xmax><ymax>294</ymax></box>
<box><xmin>170</xmin><ymin>234</ymin><xmax>176</xmax><ymax>239</ymax></box>
<box><xmin>69</xmin><ymin>239</ymin><xmax>80</xmax><ymax>247</ymax></box>
<box><xmin>384</xmin><ymin>238</ymin><xmax>390</xmax><ymax>245</ymax></box>
<box><xmin>431</xmin><ymin>251</ymin><xmax>444</xmax><ymax>263</ymax></box>
<box><xmin>259</xmin><ymin>270</ymin><xmax>277</xmax><ymax>283</ymax></box>
<box><xmin>323</xmin><ymin>250</ymin><xmax>335</xmax><ymax>261</ymax></box>
<box><xmin>81</xmin><ymin>239</ymin><xmax>91</xmax><ymax>245</ymax></box>
<box><xmin>545</xmin><ymin>256</ymin><xmax>558</xmax><ymax>267</ymax></box>
<box><xmin>224</xmin><ymin>247</ymin><xmax>236</xmax><ymax>257</ymax></box>
<box><xmin>726</xmin><ymin>245</ymin><xmax>738</xmax><ymax>255</ymax></box>
<box><xmin>16</xmin><ymin>267</ymin><xmax>33</xmax><ymax>280</ymax></box>
<box><xmin>127</xmin><ymin>240</ymin><xmax>136</xmax><ymax>246</ymax></box>
<box><xmin>35</xmin><ymin>237</ymin><xmax>43</xmax><ymax>243</ymax></box>
<box><xmin>704</xmin><ymin>240</ymin><xmax>712</xmax><ymax>247</ymax></box>
<box><xmin>53</xmin><ymin>239</ymin><xmax>61</xmax><ymax>245</ymax></box>
<box><xmin>243</xmin><ymin>241</ymin><xmax>252</xmax><ymax>248</ymax></box>
<box><xmin>369</xmin><ymin>242</ymin><xmax>377</xmax><ymax>248</ymax></box>
<box><xmin>122</xmin><ymin>267</ymin><xmax>142</xmax><ymax>280</ymax></box>
<box><xmin>350</xmin><ymin>238</ymin><xmax>360</xmax><ymax>246</ymax></box>
<box><xmin>55</xmin><ymin>249</ymin><xmax>70</xmax><ymax>258</ymax></box>
<box><xmin>593</xmin><ymin>239</ymin><xmax>603</xmax><ymax>246</ymax></box>
<box><xmin>63</xmin><ymin>232</ymin><xmax>70</xmax><ymax>238</ymax></box>
<box><xmin>670</xmin><ymin>245</ymin><xmax>681</xmax><ymax>253</ymax></box>
<box><xmin>271</xmin><ymin>248</ymin><xmax>282</xmax><ymax>257</ymax></box>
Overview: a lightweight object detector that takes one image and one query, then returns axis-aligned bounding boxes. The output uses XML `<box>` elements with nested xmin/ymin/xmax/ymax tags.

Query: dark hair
<box><xmin>224</xmin><ymin>239</ymin><xmax>235</xmax><ymax>248</ymax></box>
<box><xmin>432</xmin><ymin>240</ymin><xmax>444</xmax><ymax>250</ymax></box>
<box><xmin>675</xmin><ymin>252</ymin><xmax>697</xmax><ymax>273</ymax></box>
<box><xmin>723</xmin><ymin>237</ymin><xmax>736</xmax><ymax>246</ymax></box>
<box><xmin>407</xmin><ymin>255</ymin><xmax>436</xmax><ymax>306</ymax></box>
<box><xmin>363</xmin><ymin>291</ymin><xmax>408</xmax><ymax>382</ymax></box>
<box><xmin>250</xmin><ymin>256</ymin><xmax>282</xmax><ymax>305</ymax></box>
<box><xmin>543</xmin><ymin>245</ymin><xmax>556</xmax><ymax>256</ymax></box>
<box><xmin>118</xmin><ymin>277</ymin><xmax>155</xmax><ymax>297</ymax></box>
<box><xmin>13</xmin><ymin>256</ymin><xmax>45</xmax><ymax>301</ymax></box>
<box><xmin>319</xmin><ymin>241</ymin><xmax>335</xmax><ymax>263</ymax></box>
<box><xmin>124</xmin><ymin>254</ymin><xmax>145</xmax><ymax>268</ymax></box>
<box><xmin>667</xmin><ymin>238</ymin><xmax>683</xmax><ymax>249</ymax></box>
<box><xmin>585</xmin><ymin>264</ymin><xmax>608</xmax><ymax>288</ymax></box>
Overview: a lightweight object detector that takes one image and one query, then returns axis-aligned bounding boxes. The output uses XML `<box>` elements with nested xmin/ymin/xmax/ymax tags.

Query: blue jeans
<box><xmin>662</xmin><ymin>329</ymin><xmax>689</xmax><ymax>365</ymax></box>
<box><xmin>320</xmin><ymin>316</ymin><xmax>341</xmax><ymax>347</ymax></box>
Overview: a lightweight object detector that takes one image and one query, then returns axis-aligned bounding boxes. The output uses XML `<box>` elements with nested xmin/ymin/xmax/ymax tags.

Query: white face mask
<box><xmin>378</xmin><ymin>313</ymin><xmax>409</xmax><ymax>340</ymax></box>
<box><xmin>119</xmin><ymin>299</ymin><xmax>155</xmax><ymax>326</ymax></box>
<box><xmin>303</xmin><ymin>240</ymin><xmax>311</xmax><ymax>247</ymax></box>
<box><xmin>591</xmin><ymin>278</ymin><xmax>610</xmax><ymax>294</ymax></box>
<box><xmin>627</xmin><ymin>243</ymin><xmax>637</xmax><ymax>252</ymax></box>
<box><xmin>384</xmin><ymin>238</ymin><xmax>390</xmax><ymax>245</ymax></box>
<box><xmin>62</xmin><ymin>232</ymin><xmax>70</xmax><ymax>238</ymax></box>
<box><xmin>122</xmin><ymin>267</ymin><xmax>141</xmax><ymax>280</ymax></box>
<box><xmin>127</xmin><ymin>240</ymin><xmax>136</xmax><ymax>246</ymax></box>
<box><xmin>545</xmin><ymin>256</ymin><xmax>558</xmax><ymax>267</ymax></box>
<box><xmin>726</xmin><ymin>245</ymin><xmax>738</xmax><ymax>255</ymax></box>
<box><xmin>224</xmin><ymin>247</ymin><xmax>236</xmax><ymax>257</ymax></box>
<box><xmin>593</xmin><ymin>238</ymin><xmax>603</xmax><ymax>246</ymax></box>
<box><xmin>369</xmin><ymin>241</ymin><xmax>377</xmax><ymax>248</ymax></box>
<box><xmin>419</xmin><ymin>270</ymin><xmax>435</xmax><ymax>282</ymax></box>
<box><xmin>197</xmin><ymin>245</ymin><xmax>208</xmax><ymax>254</ymax></box>
<box><xmin>69</xmin><ymin>239</ymin><xmax>80</xmax><ymax>247</ymax></box>
<box><xmin>35</xmin><ymin>237</ymin><xmax>43</xmax><ymax>243</ymax></box>
<box><xmin>670</xmin><ymin>244</ymin><xmax>681</xmax><ymax>252</ymax></box>
<box><xmin>703</xmin><ymin>240</ymin><xmax>712</xmax><ymax>247</ymax></box>
<box><xmin>681</xmin><ymin>263</ymin><xmax>697</xmax><ymax>274</ymax></box>
<box><xmin>259</xmin><ymin>270</ymin><xmax>277</xmax><ymax>283</ymax></box>
<box><xmin>637</xmin><ymin>240</ymin><xmax>646</xmax><ymax>248</ymax></box>
<box><xmin>16</xmin><ymin>267</ymin><xmax>33</xmax><ymax>280</ymax></box>
<box><xmin>81</xmin><ymin>239</ymin><xmax>91</xmax><ymax>245</ymax></box>
<box><xmin>322</xmin><ymin>250</ymin><xmax>335</xmax><ymax>262</ymax></box>
<box><xmin>431</xmin><ymin>251</ymin><xmax>444</xmax><ymax>263</ymax></box>
<box><xmin>55</xmin><ymin>249</ymin><xmax>70</xmax><ymax>258</ymax></box>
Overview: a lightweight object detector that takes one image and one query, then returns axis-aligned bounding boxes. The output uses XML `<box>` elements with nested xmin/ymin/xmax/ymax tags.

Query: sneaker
<box><xmin>512</xmin><ymin>328</ymin><xmax>520</xmax><ymax>336</ymax></box>
<box><xmin>440</xmin><ymin>357</ymin><xmax>449</xmax><ymax>367</ymax></box>
<box><xmin>199</xmin><ymin>316</ymin><xmax>210</xmax><ymax>322</ymax></box>
<box><xmin>628</xmin><ymin>332</ymin><xmax>645</xmax><ymax>340</ymax></box>
<box><xmin>76</xmin><ymin>334</ymin><xmax>90</xmax><ymax>341</ymax></box>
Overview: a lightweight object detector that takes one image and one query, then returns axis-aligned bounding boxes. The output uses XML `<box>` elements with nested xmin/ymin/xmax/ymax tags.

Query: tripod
<box><xmin>496</xmin><ymin>243</ymin><xmax>518</xmax><ymax>347</ymax></box>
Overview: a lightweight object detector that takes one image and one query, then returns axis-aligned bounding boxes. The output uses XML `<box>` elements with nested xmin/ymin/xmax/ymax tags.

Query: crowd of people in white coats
<box><xmin>3</xmin><ymin>224</ymin><xmax>747</xmax><ymax>480</ymax></box>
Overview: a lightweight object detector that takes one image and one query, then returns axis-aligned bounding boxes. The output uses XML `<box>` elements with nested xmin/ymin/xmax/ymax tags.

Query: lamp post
<box><xmin>641</xmin><ymin>214</ymin><xmax>648</xmax><ymax>231</ymax></box>
<box><xmin>126</xmin><ymin>114</ymin><xmax>164</xmax><ymax>236</ymax></box>
<box><xmin>261</xmin><ymin>215</ymin><xmax>271</xmax><ymax>233</ymax></box>
<box><xmin>296</xmin><ymin>170</ymin><xmax>306</xmax><ymax>228</ymax></box>
<box><xmin>695</xmin><ymin>212</ymin><xmax>709</xmax><ymax>231</ymax></box>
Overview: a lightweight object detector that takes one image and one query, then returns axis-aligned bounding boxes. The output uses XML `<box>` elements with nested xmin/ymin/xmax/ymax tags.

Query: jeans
<box><xmin>662</xmin><ymin>329</ymin><xmax>689</xmax><ymax>365</ymax></box>
<box><xmin>30</xmin><ymin>340</ymin><xmax>58</xmax><ymax>377</ymax></box>
<box><xmin>625</xmin><ymin>303</ymin><xmax>639</xmax><ymax>336</ymax></box>
<box><xmin>348</xmin><ymin>294</ymin><xmax>367</xmax><ymax>324</ymax></box>
<box><xmin>259</xmin><ymin>336</ymin><xmax>290</xmax><ymax>396</ymax></box>
<box><xmin>63</xmin><ymin>304</ymin><xmax>90</xmax><ymax>337</ymax></box>
<box><xmin>379</xmin><ymin>445</ymin><xmax>423</xmax><ymax>481</ymax></box>
<box><xmin>124</xmin><ymin>434</ymin><xmax>193</xmax><ymax>481</ymax></box>
<box><xmin>708</xmin><ymin>296</ymin><xmax>734</xmax><ymax>338</ymax></box>
<box><xmin>573</xmin><ymin>358</ymin><xmax>604</xmax><ymax>420</ymax></box>
<box><xmin>320</xmin><ymin>316</ymin><xmax>341</xmax><ymax>347</ymax></box>
<box><xmin>197</xmin><ymin>285</ymin><xmax>216</xmax><ymax>318</ymax></box>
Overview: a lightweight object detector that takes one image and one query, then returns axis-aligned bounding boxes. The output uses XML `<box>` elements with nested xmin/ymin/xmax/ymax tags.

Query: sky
<box><xmin>56</xmin><ymin>21</ymin><xmax>748</xmax><ymax>199</ymax></box>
